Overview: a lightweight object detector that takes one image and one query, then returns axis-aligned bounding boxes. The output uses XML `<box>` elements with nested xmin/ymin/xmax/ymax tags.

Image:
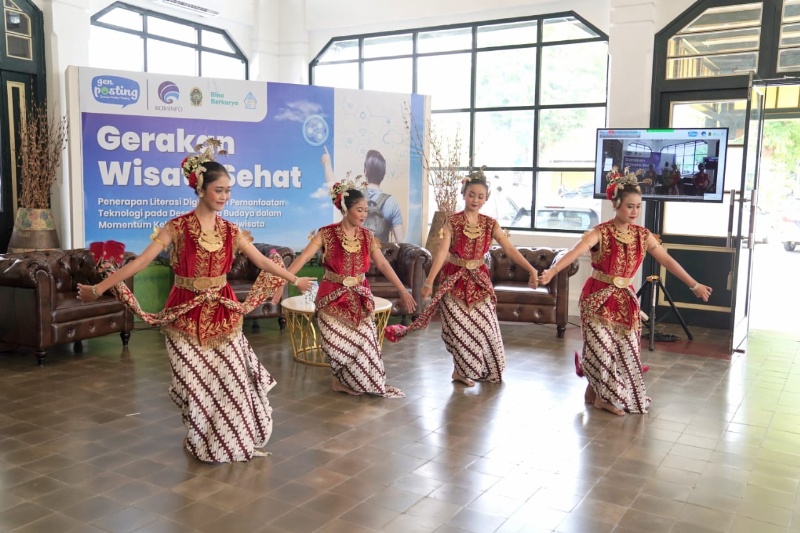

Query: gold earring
<box><xmin>198</xmin><ymin>191</ymin><xmax>205</xmax><ymax>198</ymax></box>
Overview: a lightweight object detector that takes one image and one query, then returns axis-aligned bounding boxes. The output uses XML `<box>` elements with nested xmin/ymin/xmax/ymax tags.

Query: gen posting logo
<box><xmin>155</xmin><ymin>81</ymin><xmax>183</xmax><ymax>112</ymax></box>
<box><xmin>92</xmin><ymin>76</ymin><xmax>140</xmax><ymax>107</ymax></box>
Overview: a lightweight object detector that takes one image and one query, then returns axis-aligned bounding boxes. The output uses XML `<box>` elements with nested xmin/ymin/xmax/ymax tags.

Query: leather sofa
<box><xmin>0</xmin><ymin>248</ymin><xmax>136</xmax><ymax>364</ymax></box>
<box><xmin>366</xmin><ymin>242</ymin><xmax>432</xmax><ymax>323</ymax></box>
<box><xmin>488</xmin><ymin>246</ymin><xmax>580</xmax><ymax>337</ymax></box>
<box><xmin>226</xmin><ymin>243</ymin><xmax>295</xmax><ymax>330</ymax></box>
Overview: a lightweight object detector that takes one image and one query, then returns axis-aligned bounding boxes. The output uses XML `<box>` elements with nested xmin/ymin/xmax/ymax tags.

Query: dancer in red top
<box><xmin>77</xmin><ymin>139</ymin><xmax>315</xmax><ymax>462</ymax></box>
<box><xmin>539</xmin><ymin>173</ymin><xmax>712</xmax><ymax>415</ymax></box>
<box><xmin>386</xmin><ymin>170</ymin><xmax>539</xmax><ymax>386</ymax></box>
<box><xmin>287</xmin><ymin>181</ymin><xmax>415</xmax><ymax>397</ymax></box>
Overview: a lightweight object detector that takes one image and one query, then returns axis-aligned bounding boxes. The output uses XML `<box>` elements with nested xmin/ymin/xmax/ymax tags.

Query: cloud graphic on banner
<box><xmin>158</xmin><ymin>81</ymin><xmax>180</xmax><ymax>104</ymax></box>
<box><xmin>274</xmin><ymin>100</ymin><xmax>324</xmax><ymax>122</ymax></box>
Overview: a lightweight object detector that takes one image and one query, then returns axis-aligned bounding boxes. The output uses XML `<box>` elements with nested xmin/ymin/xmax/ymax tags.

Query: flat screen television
<box><xmin>594</xmin><ymin>128</ymin><xmax>729</xmax><ymax>202</ymax></box>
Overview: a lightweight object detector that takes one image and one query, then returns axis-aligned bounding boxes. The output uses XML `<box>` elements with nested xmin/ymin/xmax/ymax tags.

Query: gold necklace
<box><xmin>198</xmin><ymin>227</ymin><xmax>223</xmax><ymax>252</ymax></box>
<box><xmin>463</xmin><ymin>217</ymin><xmax>481</xmax><ymax>240</ymax></box>
<box><xmin>340</xmin><ymin>227</ymin><xmax>361</xmax><ymax>254</ymax></box>
<box><xmin>612</xmin><ymin>224</ymin><xmax>634</xmax><ymax>245</ymax></box>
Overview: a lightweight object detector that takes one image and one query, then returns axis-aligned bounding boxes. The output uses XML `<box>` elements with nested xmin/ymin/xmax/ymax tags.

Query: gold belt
<box><xmin>591</xmin><ymin>270</ymin><xmax>632</xmax><ymax>288</ymax></box>
<box><xmin>449</xmin><ymin>255</ymin><xmax>483</xmax><ymax>270</ymax></box>
<box><xmin>175</xmin><ymin>274</ymin><xmax>227</xmax><ymax>291</ymax></box>
<box><xmin>323</xmin><ymin>271</ymin><xmax>364</xmax><ymax>287</ymax></box>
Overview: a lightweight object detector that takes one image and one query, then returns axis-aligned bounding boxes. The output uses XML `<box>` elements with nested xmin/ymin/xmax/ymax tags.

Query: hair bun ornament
<box><xmin>328</xmin><ymin>172</ymin><xmax>366</xmax><ymax>214</ymax></box>
<box><xmin>606</xmin><ymin>181</ymin><xmax>618</xmax><ymax>201</ymax></box>
<box><xmin>181</xmin><ymin>137</ymin><xmax>228</xmax><ymax>194</ymax></box>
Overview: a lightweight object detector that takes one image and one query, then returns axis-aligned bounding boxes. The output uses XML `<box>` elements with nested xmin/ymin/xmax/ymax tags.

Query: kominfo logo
<box><xmin>158</xmin><ymin>81</ymin><xmax>180</xmax><ymax>104</ymax></box>
<box><xmin>155</xmin><ymin>81</ymin><xmax>183</xmax><ymax>112</ymax></box>
<box><xmin>92</xmin><ymin>76</ymin><xmax>140</xmax><ymax>107</ymax></box>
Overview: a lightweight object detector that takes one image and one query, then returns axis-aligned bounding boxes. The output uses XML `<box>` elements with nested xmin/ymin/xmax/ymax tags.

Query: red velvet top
<box><xmin>580</xmin><ymin>220</ymin><xmax>651</xmax><ymax>332</ymax></box>
<box><xmin>440</xmin><ymin>211</ymin><xmax>497</xmax><ymax>308</ymax></box>
<box><xmin>162</xmin><ymin>212</ymin><xmax>242</xmax><ymax>346</ymax></box>
<box><xmin>315</xmin><ymin>223</ymin><xmax>380</xmax><ymax>327</ymax></box>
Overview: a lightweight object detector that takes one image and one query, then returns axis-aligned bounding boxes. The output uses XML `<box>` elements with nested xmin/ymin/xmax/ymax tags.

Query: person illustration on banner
<box><xmin>286</xmin><ymin>179</ymin><xmax>415</xmax><ymax>397</ymax></box>
<box><xmin>321</xmin><ymin>147</ymin><xmax>405</xmax><ymax>243</ymax></box>
<box><xmin>77</xmin><ymin>138</ymin><xmax>315</xmax><ymax>463</ymax></box>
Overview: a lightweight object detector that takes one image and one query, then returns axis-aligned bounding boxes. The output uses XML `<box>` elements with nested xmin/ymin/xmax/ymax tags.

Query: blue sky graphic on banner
<box><xmin>73</xmin><ymin>67</ymin><xmax>427</xmax><ymax>252</ymax></box>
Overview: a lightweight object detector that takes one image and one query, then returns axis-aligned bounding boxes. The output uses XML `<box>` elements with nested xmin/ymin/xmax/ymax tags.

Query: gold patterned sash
<box><xmin>323</xmin><ymin>271</ymin><xmax>365</xmax><ymax>287</ymax></box>
<box><xmin>175</xmin><ymin>274</ymin><xmax>227</xmax><ymax>291</ymax></box>
<box><xmin>591</xmin><ymin>270</ymin><xmax>632</xmax><ymax>288</ymax></box>
<box><xmin>448</xmin><ymin>255</ymin><xmax>483</xmax><ymax>270</ymax></box>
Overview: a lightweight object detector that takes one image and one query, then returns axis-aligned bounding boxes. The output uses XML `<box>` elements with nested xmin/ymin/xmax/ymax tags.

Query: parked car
<box><xmin>777</xmin><ymin>199</ymin><xmax>800</xmax><ymax>251</ymax></box>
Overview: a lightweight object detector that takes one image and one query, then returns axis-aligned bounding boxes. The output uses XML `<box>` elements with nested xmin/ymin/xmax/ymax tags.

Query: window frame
<box><xmin>90</xmin><ymin>1</ymin><xmax>248</xmax><ymax>79</ymax></box>
<box><xmin>309</xmin><ymin>12</ymin><xmax>609</xmax><ymax>234</ymax></box>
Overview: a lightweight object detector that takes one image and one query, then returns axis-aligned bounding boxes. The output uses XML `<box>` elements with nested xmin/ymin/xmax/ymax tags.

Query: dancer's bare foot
<box><xmin>451</xmin><ymin>371</ymin><xmax>475</xmax><ymax>387</ymax></box>
<box><xmin>332</xmin><ymin>379</ymin><xmax>363</xmax><ymax>396</ymax></box>
<box><xmin>593</xmin><ymin>397</ymin><xmax>625</xmax><ymax>416</ymax></box>
<box><xmin>584</xmin><ymin>384</ymin><xmax>596</xmax><ymax>404</ymax></box>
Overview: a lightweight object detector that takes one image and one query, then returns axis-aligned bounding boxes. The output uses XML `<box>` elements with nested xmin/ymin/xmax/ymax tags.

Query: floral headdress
<box><xmin>329</xmin><ymin>172</ymin><xmax>366</xmax><ymax>214</ymax></box>
<box><xmin>459</xmin><ymin>167</ymin><xmax>489</xmax><ymax>195</ymax></box>
<box><xmin>606</xmin><ymin>170</ymin><xmax>641</xmax><ymax>204</ymax></box>
<box><xmin>180</xmin><ymin>137</ymin><xmax>228</xmax><ymax>197</ymax></box>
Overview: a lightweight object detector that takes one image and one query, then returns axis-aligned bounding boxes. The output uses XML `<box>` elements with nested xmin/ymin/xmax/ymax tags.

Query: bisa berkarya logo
<box><xmin>155</xmin><ymin>81</ymin><xmax>183</xmax><ymax>112</ymax></box>
<box><xmin>92</xmin><ymin>76</ymin><xmax>140</xmax><ymax>107</ymax></box>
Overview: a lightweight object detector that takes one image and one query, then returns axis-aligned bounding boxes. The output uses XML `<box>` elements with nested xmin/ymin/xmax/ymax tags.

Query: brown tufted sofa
<box><xmin>0</xmin><ymin>248</ymin><xmax>136</xmax><ymax>364</ymax></box>
<box><xmin>366</xmin><ymin>242</ymin><xmax>432</xmax><ymax>323</ymax></box>
<box><xmin>488</xmin><ymin>246</ymin><xmax>580</xmax><ymax>337</ymax></box>
<box><xmin>226</xmin><ymin>243</ymin><xmax>295</xmax><ymax>330</ymax></box>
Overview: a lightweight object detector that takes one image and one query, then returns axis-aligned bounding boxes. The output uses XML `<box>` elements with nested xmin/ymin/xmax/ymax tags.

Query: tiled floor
<box><xmin>1</xmin><ymin>318</ymin><xmax>800</xmax><ymax>533</ymax></box>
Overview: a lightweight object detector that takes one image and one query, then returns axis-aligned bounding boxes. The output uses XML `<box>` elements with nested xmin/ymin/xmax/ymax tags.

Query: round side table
<box><xmin>281</xmin><ymin>295</ymin><xmax>393</xmax><ymax>366</ymax></box>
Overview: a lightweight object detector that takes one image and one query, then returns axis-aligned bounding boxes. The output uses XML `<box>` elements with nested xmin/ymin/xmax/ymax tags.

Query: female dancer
<box><xmin>77</xmin><ymin>139</ymin><xmax>315</xmax><ymax>461</ymax></box>
<box><xmin>386</xmin><ymin>171</ymin><xmax>539</xmax><ymax>386</ymax></box>
<box><xmin>538</xmin><ymin>173</ymin><xmax>712</xmax><ymax>415</ymax></box>
<box><xmin>287</xmin><ymin>181</ymin><xmax>416</xmax><ymax>397</ymax></box>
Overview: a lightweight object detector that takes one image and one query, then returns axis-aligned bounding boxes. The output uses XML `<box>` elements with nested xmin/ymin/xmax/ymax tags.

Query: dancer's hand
<box><xmin>294</xmin><ymin>277</ymin><xmax>315</xmax><ymax>293</ymax></box>
<box><xmin>421</xmin><ymin>285</ymin><xmax>433</xmax><ymax>300</ymax></box>
<box><xmin>399</xmin><ymin>291</ymin><xmax>416</xmax><ymax>314</ymax></box>
<box><xmin>690</xmin><ymin>283</ymin><xmax>712</xmax><ymax>302</ymax></box>
<box><xmin>76</xmin><ymin>283</ymin><xmax>100</xmax><ymax>302</ymax></box>
<box><xmin>538</xmin><ymin>267</ymin><xmax>557</xmax><ymax>286</ymax></box>
<box><xmin>271</xmin><ymin>290</ymin><xmax>283</xmax><ymax>306</ymax></box>
<box><xmin>527</xmin><ymin>271</ymin><xmax>538</xmax><ymax>289</ymax></box>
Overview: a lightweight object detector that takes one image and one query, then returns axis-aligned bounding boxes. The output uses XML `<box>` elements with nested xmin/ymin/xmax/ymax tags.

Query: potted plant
<box><xmin>404</xmin><ymin>105</ymin><xmax>465</xmax><ymax>253</ymax></box>
<box><xmin>8</xmin><ymin>103</ymin><xmax>68</xmax><ymax>253</ymax></box>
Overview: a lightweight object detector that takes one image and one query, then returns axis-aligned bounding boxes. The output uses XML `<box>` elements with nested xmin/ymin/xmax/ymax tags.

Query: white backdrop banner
<box><xmin>69</xmin><ymin>66</ymin><xmax>427</xmax><ymax>252</ymax></box>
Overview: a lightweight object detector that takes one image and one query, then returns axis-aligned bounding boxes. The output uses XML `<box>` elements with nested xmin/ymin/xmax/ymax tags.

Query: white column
<box><xmin>250</xmin><ymin>0</ymin><xmax>309</xmax><ymax>83</ymax></box>
<box><xmin>34</xmin><ymin>0</ymin><xmax>92</xmax><ymax>248</ymax></box>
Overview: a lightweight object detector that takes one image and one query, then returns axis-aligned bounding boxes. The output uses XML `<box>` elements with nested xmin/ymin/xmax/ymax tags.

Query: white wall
<box><xmin>36</xmin><ymin>0</ymin><xmax>699</xmax><ymax>314</ymax></box>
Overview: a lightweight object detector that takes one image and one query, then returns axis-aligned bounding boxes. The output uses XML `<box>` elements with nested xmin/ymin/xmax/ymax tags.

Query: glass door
<box><xmin>730</xmin><ymin>81</ymin><xmax>764</xmax><ymax>352</ymax></box>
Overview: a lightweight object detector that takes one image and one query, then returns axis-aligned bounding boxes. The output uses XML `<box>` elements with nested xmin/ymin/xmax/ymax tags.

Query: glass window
<box><xmin>310</xmin><ymin>12</ymin><xmax>608</xmax><ymax>233</ymax></box>
<box><xmin>364</xmin><ymin>34</ymin><xmax>412</xmax><ymax>58</ymax></box>
<box><xmin>89</xmin><ymin>26</ymin><xmax>144</xmax><ymax>71</ymax></box>
<box><xmin>202</xmin><ymin>30</ymin><xmax>235</xmax><ymax>53</ymax></box>
<box><xmin>90</xmin><ymin>3</ymin><xmax>247</xmax><ymax>79</ymax></box>
<box><xmin>147</xmin><ymin>17</ymin><xmax>197</xmax><ymax>44</ymax></box>
<box><xmin>201</xmin><ymin>52</ymin><xmax>246</xmax><ymax>80</ymax></box>
<box><xmin>538</xmin><ymin>107</ymin><xmax>606</xmax><ymax>168</ymax></box>
<box><xmin>475</xmin><ymin>48</ymin><xmax>536</xmax><ymax>107</ymax></box>
<box><xmin>667</xmin><ymin>2</ymin><xmax>762</xmax><ymax>79</ymax></box>
<box><xmin>418</xmin><ymin>27</ymin><xmax>472</xmax><ymax>53</ymax></box>
<box><xmin>313</xmin><ymin>63</ymin><xmax>360</xmax><ymax>89</ymax></box>
<box><xmin>542</xmin><ymin>15</ymin><xmax>601</xmax><ymax>42</ymax></box>
<box><xmin>540</xmin><ymin>42</ymin><xmax>608</xmax><ymax>105</ymax></box>
<box><xmin>780</xmin><ymin>1</ymin><xmax>800</xmax><ymax>70</ymax></box>
<box><xmin>477</xmin><ymin>20</ymin><xmax>537</xmax><ymax>47</ymax></box>
<box><xmin>474</xmin><ymin>110</ymin><xmax>535</xmax><ymax>167</ymax></box>
<box><xmin>363</xmin><ymin>58</ymin><xmax>412</xmax><ymax>93</ymax></box>
<box><xmin>417</xmin><ymin>53</ymin><xmax>472</xmax><ymax>110</ymax></box>
<box><xmin>148</xmin><ymin>41</ymin><xmax>197</xmax><ymax>77</ymax></box>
